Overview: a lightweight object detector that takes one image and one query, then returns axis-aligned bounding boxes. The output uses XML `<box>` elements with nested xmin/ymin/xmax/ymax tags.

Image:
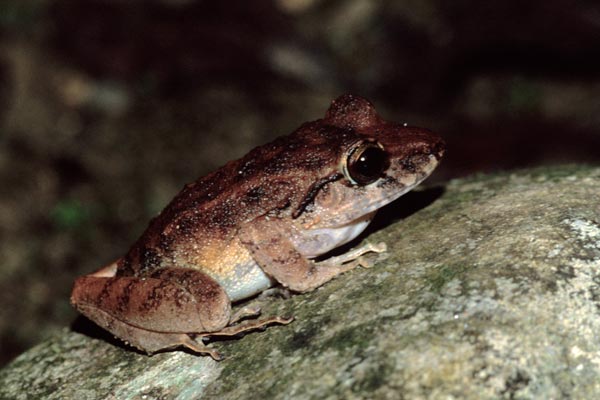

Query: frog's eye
<box><xmin>343</xmin><ymin>141</ymin><xmax>389</xmax><ymax>185</ymax></box>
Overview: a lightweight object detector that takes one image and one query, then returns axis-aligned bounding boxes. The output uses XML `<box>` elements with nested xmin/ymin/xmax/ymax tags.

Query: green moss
<box><xmin>426</xmin><ymin>263</ymin><xmax>469</xmax><ymax>293</ymax></box>
<box><xmin>321</xmin><ymin>323</ymin><xmax>375</xmax><ymax>353</ymax></box>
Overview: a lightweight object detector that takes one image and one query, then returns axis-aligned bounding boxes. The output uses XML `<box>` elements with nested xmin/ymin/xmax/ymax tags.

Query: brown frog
<box><xmin>71</xmin><ymin>94</ymin><xmax>445</xmax><ymax>360</ymax></box>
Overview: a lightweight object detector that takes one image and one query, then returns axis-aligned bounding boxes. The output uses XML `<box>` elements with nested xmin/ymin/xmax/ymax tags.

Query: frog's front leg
<box><xmin>71</xmin><ymin>267</ymin><xmax>289</xmax><ymax>360</ymax></box>
<box><xmin>239</xmin><ymin>217</ymin><xmax>385</xmax><ymax>293</ymax></box>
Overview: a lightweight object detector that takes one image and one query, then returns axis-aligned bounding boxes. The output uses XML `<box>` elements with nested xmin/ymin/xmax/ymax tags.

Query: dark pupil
<box><xmin>349</xmin><ymin>145</ymin><xmax>388</xmax><ymax>185</ymax></box>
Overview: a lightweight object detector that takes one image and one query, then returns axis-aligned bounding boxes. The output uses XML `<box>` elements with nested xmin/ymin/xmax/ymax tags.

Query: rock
<box><xmin>1</xmin><ymin>165</ymin><xmax>599</xmax><ymax>399</ymax></box>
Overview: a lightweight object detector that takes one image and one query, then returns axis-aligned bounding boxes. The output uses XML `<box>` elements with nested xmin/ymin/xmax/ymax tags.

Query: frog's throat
<box><xmin>292</xmin><ymin>211</ymin><xmax>376</xmax><ymax>259</ymax></box>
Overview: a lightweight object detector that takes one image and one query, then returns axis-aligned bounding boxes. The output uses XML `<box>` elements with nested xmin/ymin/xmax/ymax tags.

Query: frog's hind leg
<box><xmin>71</xmin><ymin>267</ymin><xmax>233</xmax><ymax>358</ymax></box>
<box><xmin>75</xmin><ymin>299</ymin><xmax>224</xmax><ymax>360</ymax></box>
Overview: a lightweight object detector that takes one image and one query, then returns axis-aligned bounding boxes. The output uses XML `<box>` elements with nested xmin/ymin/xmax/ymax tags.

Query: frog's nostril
<box><xmin>432</xmin><ymin>140</ymin><xmax>446</xmax><ymax>160</ymax></box>
<box><xmin>398</xmin><ymin>154</ymin><xmax>424</xmax><ymax>173</ymax></box>
<box><xmin>398</xmin><ymin>141</ymin><xmax>443</xmax><ymax>172</ymax></box>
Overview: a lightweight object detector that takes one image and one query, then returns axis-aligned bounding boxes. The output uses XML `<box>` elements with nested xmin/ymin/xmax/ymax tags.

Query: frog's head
<box><xmin>290</xmin><ymin>94</ymin><xmax>444</xmax><ymax>257</ymax></box>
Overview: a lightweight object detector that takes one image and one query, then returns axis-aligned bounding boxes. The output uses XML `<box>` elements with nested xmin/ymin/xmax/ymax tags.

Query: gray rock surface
<box><xmin>1</xmin><ymin>165</ymin><xmax>599</xmax><ymax>399</ymax></box>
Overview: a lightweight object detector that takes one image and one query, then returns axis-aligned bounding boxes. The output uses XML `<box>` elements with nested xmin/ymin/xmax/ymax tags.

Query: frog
<box><xmin>70</xmin><ymin>94</ymin><xmax>445</xmax><ymax>360</ymax></box>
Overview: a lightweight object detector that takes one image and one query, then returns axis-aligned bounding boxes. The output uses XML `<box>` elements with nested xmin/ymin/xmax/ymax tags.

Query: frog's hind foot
<box><xmin>179</xmin><ymin>335</ymin><xmax>224</xmax><ymax>361</ymax></box>
<box><xmin>188</xmin><ymin>314</ymin><xmax>293</xmax><ymax>360</ymax></box>
<box><xmin>208</xmin><ymin>315</ymin><xmax>294</xmax><ymax>338</ymax></box>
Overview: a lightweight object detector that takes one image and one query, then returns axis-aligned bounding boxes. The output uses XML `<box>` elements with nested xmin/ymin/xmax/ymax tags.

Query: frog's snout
<box><xmin>395</xmin><ymin>136</ymin><xmax>444</xmax><ymax>174</ymax></box>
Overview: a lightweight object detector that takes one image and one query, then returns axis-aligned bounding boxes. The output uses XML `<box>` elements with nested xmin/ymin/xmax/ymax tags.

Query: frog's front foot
<box><xmin>319</xmin><ymin>241</ymin><xmax>387</xmax><ymax>269</ymax></box>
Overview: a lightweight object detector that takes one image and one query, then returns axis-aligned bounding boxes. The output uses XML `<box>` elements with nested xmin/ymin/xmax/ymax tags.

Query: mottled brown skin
<box><xmin>71</xmin><ymin>94</ymin><xmax>445</xmax><ymax>360</ymax></box>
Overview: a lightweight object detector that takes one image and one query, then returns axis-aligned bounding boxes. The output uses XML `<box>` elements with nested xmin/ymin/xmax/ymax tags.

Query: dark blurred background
<box><xmin>1</xmin><ymin>0</ymin><xmax>599</xmax><ymax>366</ymax></box>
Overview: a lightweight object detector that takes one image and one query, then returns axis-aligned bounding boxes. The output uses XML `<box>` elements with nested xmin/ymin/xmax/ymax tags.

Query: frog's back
<box><xmin>116</xmin><ymin>121</ymin><xmax>353</xmax><ymax>277</ymax></box>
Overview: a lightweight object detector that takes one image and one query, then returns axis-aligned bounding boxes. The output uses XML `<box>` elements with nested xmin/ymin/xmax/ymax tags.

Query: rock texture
<box><xmin>1</xmin><ymin>165</ymin><xmax>599</xmax><ymax>399</ymax></box>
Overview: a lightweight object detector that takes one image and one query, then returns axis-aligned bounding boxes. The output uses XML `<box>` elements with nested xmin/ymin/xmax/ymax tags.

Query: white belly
<box><xmin>218</xmin><ymin>260</ymin><xmax>274</xmax><ymax>302</ymax></box>
<box><xmin>290</xmin><ymin>211</ymin><xmax>376</xmax><ymax>258</ymax></box>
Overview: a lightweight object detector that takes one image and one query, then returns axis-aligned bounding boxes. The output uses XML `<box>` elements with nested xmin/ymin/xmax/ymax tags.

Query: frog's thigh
<box><xmin>71</xmin><ymin>268</ymin><xmax>231</xmax><ymax>353</ymax></box>
<box><xmin>239</xmin><ymin>216</ymin><xmax>360</xmax><ymax>293</ymax></box>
